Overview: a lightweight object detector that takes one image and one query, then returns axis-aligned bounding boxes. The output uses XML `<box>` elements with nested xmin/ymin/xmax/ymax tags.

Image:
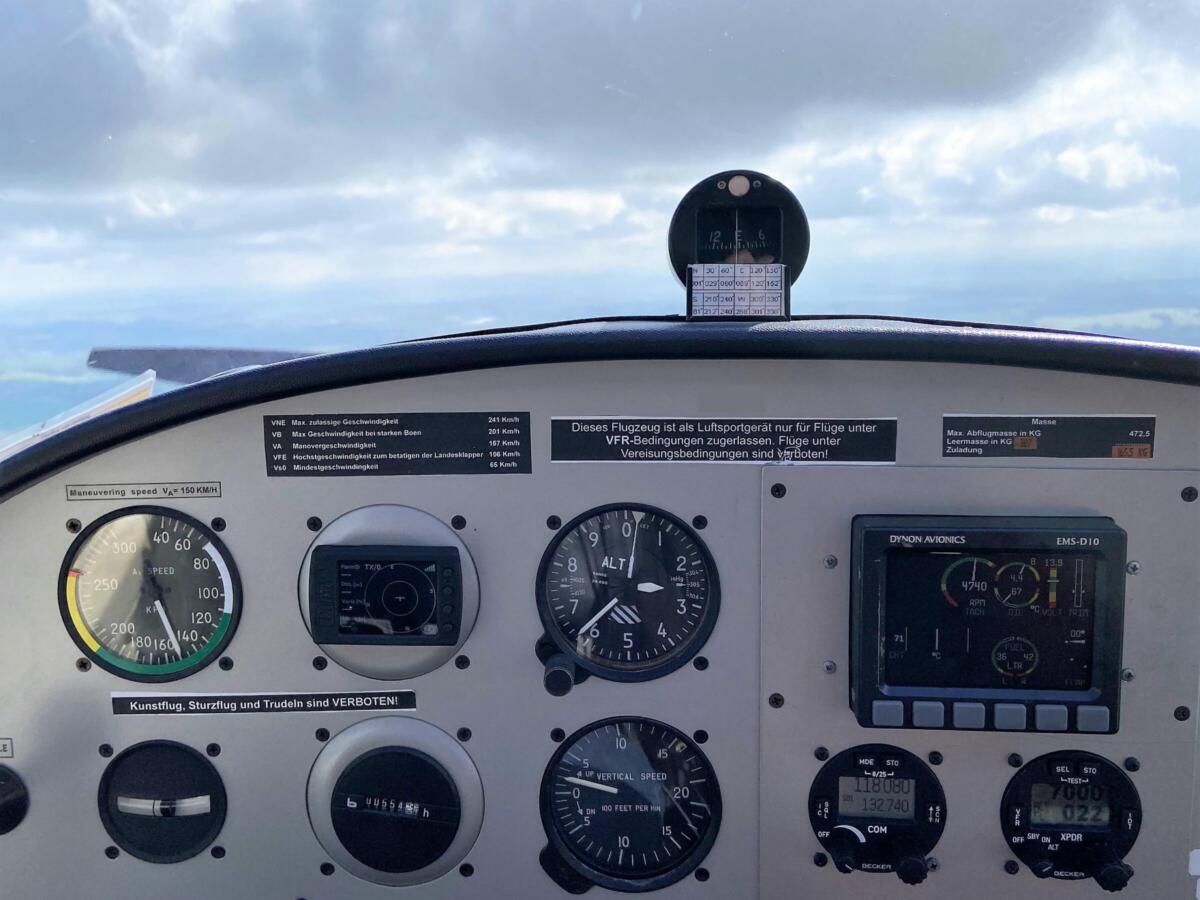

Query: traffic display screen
<box><xmin>882</xmin><ymin>550</ymin><xmax>1098</xmax><ymax>690</ymax></box>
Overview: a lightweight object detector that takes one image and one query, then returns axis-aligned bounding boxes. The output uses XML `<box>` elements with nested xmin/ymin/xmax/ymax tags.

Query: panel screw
<box><xmin>768</xmin><ymin>693</ymin><xmax>785</xmax><ymax>708</ymax></box>
<box><xmin>1175</xmin><ymin>706</ymin><xmax>1191</xmax><ymax>721</ymax></box>
<box><xmin>814</xmin><ymin>746</ymin><xmax>829</xmax><ymax>761</ymax></box>
<box><xmin>926</xmin><ymin>857</ymin><xmax>939</xmax><ymax>872</ymax></box>
<box><xmin>105</xmin><ymin>846</ymin><xmax>119</xmax><ymax>859</ymax></box>
<box><xmin>822</xmin><ymin>660</ymin><xmax>837</xmax><ymax>674</ymax></box>
<box><xmin>211</xmin><ymin>846</ymin><xmax>226</xmax><ymax>859</ymax></box>
<box><xmin>693</xmin><ymin>656</ymin><xmax>709</xmax><ymax>671</ymax></box>
<box><xmin>315</xmin><ymin>728</ymin><xmax>330</xmax><ymax>742</ymax></box>
<box><xmin>823</xmin><ymin>555</ymin><xmax>838</xmax><ymax>569</ymax></box>
<box><xmin>546</xmin><ymin>515</ymin><xmax>561</xmax><ymax>530</ymax></box>
<box><xmin>99</xmin><ymin>744</ymin><xmax>113</xmax><ymax>758</ymax></box>
<box><xmin>455</xmin><ymin>655</ymin><xmax>470</xmax><ymax>670</ymax></box>
<box><xmin>1182</xmin><ymin>486</ymin><xmax>1198</xmax><ymax>502</ymax></box>
<box><xmin>1121</xmin><ymin>668</ymin><xmax>1135</xmax><ymax>682</ymax></box>
<box><xmin>695</xmin><ymin>867</ymin><xmax>710</xmax><ymax>882</ymax></box>
<box><xmin>66</xmin><ymin>518</ymin><xmax>82</xmax><ymax>533</ymax></box>
<box><xmin>770</xmin><ymin>483</ymin><xmax>787</xmax><ymax>498</ymax></box>
<box><xmin>928</xmin><ymin>751</ymin><xmax>943</xmax><ymax>766</ymax></box>
<box><xmin>692</xmin><ymin>515</ymin><xmax>708</xmax><ymax>530</ymax></box>
<box><xmin>306</xmin><ymin>516</ymin><xmax>322</xmax><ymax>532</ymax></box>
<box><xmin>312</xmin><ymin>656</ymin><xmax>328</xmax><ymax>671</ymax></box>
<box><xmin>320</xmin><ymin>862</ymin><xmax>335</xmax><ymax>876</ymax></box>
<box><xmin>210</xmin><ymin>517</ymin><xmax>226</xmax><ymax>532</ymax></box>
<box><xmin>1123</xmin><ymin>757</ymin><xmax>1140</xmax><ymax>772</ymax></box>
<box><xmin>451</xmin><ymin>515</ymin><xmax>467</xmax><ymax>530</ymax></box>
<box><xmin>814</xmin><ymin>852</ymin><xmax>828</xmax><ymax>867</ymax></box>
<box><xmin>459</xmin><ymin>863</ymin><xmax>474</xmax><ymax>877</ymax></box>
<box><xmin>1007</xmin><ymin>753</ymin><xmax>1023</xmax><ymax>768</ymax></box>
<box><xmin>693</xmin><ymin>730</ymin><xmax>709</xmax><ymax>744</ymax></box>
<box><xmin>550</xmin><ymin>728</ymin><xmax>565</xmax><ymax>742</ymax></box>
<box><xmin>206</xmin><ymin>743</ymin><xmax>221</xmax><ymax>757</ymax></box>
<box><xmin>1005</xmin><ymin>859</ymin><xmax>1020</xmax><ymax>875</ymax></box>
<box><xmin>1125</xmin><ymin>560</ymin><xmax>1141</xmax><ymax>575</ymax></box>
<box><xmin>219</xmin><ymin>656</ymin><xmax>233</xmax><ymax>671</ymax></box>
<box><xmin>76</xmin><ymin>658</ymin><xmax>92</xmax><ymax>672</ymax></box>
<box><xmin>457</xmin><ymin>727</ymin><xmax>472</xmax><ymax>742</ymax></box>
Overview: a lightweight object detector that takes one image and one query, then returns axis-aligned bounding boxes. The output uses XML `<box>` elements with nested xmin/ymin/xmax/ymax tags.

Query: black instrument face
<box><xmin>1001</xmin><ymin>751</ymin><xmax>1141</xmax><ymax>884</ymax></box>
<box><xmin>809</xmin><ymin>744</ymin><xmax>946</xmax><ymax>878</ymax></box>
<box><xmin>59</xmin><ymin>506</ymin><xmax>241</xmax><ymax>682</ymax></box>
<box><xmin>308</xmin><ymin>545</ymin><xmax>462</xmax><ymax>646</ymax></box>
<box><xmin>97</xmin><ymin>741</ymin><xmax>227</xmax><ymax>863</ymax></box>
<box><xmin>537</xmin><ymin>504</ymin><xmax>719</xmax><ymax>681</ymax></box>
<box><xmin>668</xmin><ymin>169</ymin><xmax>809</xmax><ymax>284</ymax></box>
<box><xmin>331</xmin><ymin>747</ymin><xmax>462</xmax><ymax>874</ymax></box>
<box><xmin>540</xmin><ymin>717</ymin><xmax>721</xmax><ymax>892</ymax></box>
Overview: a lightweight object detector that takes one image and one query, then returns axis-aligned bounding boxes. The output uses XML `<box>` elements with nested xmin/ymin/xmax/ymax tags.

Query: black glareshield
<box><xmin>850</xmin><ymin>516</ymin><xmax>1127</xmax><ymax>734</ymax></box>
<box><xmin>308</xmin><ymin>545</ymin><xmax>463</xmax><ymax>646</ymax></box>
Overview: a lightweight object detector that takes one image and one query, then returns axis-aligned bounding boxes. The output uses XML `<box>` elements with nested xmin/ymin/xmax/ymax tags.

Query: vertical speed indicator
<box><xmin>59</xmin><ymin>507</ymin><xmax>241</xmax><ymax>682</ymax></box>
<box><xmin>536</xmin><ymin>504</ymin><xmax>719</xmax><ymax>681</ymax></box>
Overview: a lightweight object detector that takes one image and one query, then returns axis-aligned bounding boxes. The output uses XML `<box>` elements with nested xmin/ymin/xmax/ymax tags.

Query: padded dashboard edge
<box><xmin>2</xmin><ymin>315</ymin><xmax>1198</xmax><ymax>502</ymax></box>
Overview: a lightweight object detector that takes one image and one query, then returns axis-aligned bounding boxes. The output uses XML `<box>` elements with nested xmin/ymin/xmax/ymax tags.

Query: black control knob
<box><xmin>543</xmin><ymin>653</ymin><xmax>577</xmax><ymax>697</ymax></box>
<box><xmin>1093</xmin><ymin>855</ymin><xmax>1134</xmax><ymax>892</ymax></box>
<box><xmin>0</xmin><ymin>767</ymin><xmax>29</xmax><ymax>835</ymax></box>
<box><xmin>895</xmin><ymin>854</ymin><xmax>929</xmax><ymax>885</ymax></box>
<box><xmin>827</xmin><ymin>827</ymin><xmax>862</xmax><ymax>874</ymax></box>
<box><xmin>1031</xmin><ymin>859</ymin><xmax>1055</xmax><ymax>879</ymax></box>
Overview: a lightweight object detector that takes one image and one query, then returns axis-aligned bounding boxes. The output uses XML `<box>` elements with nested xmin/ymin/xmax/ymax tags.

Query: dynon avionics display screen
<box><xmin>883</xmin><ymin>550</ymin><xmax>1097</xmax><ymax>690</ymax></box>
<box><xmin>850</xmin><ymin>516</ymin><xmax>1127</xmax><ymax>734</ymax></box>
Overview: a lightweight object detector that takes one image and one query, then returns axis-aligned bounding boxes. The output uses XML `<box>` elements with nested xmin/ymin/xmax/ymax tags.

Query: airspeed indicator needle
<box><xmin>154</xmin><ymin>599</ymin><xmax>183</xmax><ymax>657</ymax></box>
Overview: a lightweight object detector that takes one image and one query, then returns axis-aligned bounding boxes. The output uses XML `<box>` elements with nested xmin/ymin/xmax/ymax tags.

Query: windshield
<box><xmin>3</xmin><ymin>1</ymin><xmax>1198</xmax><ymax>440</ymax></box>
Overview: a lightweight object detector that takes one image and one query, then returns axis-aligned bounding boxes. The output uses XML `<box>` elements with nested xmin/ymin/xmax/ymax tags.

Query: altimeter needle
<box><xmin>580</xmin><ymin>597</ymin><xmax>621</xmax><ymax>635</ymax></box>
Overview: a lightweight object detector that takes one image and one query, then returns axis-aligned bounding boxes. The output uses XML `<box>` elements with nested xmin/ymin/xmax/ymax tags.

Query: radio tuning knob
<box><xmin>895</xmin><ymin>854</ymin><xmax>929</xmax><ymax>885</ymax></box>
<box><xmin>1031</xmin><ymin>858</ymin><xmax>1056</xmax><ymax>879</ymax></box>
<box><xmin>827</xmin><ymin>826</ymin><xmax>862</xmax><ymax>874</ymax></box>
<box><xmin>1093</xmin><ymin>855</ymin><xmax>1134</xmax><ymax>892</ymax></box>
<box><xmin>0</xmin><ymin>767</ymin><xmax>29</xmax><ymax>835</ymax></box>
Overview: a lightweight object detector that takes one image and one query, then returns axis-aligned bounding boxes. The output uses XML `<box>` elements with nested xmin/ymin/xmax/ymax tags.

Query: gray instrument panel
<box><xmin>0</xmin><ymin>358</ymin><xmax>1197</xmax><ymax>899</ymax></box>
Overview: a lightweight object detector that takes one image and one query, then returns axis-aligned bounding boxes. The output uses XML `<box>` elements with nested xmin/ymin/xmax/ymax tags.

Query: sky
<box><xmin>2</xmin><ymin>0</ymin><xmax>1199</xmax><ymax>435</ymax></box>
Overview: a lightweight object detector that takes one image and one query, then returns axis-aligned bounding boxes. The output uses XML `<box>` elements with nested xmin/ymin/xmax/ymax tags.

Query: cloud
<box><xmin>1035</xmin><ymin>307</ymin><xmax>1200</xmax><ymax>333</ymax></box>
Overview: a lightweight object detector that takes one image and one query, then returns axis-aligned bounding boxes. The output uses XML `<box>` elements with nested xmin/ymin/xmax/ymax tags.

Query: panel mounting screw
<box><xmin>320</xmin><ymin>862</ymin><xmax>335</xmax><ymax>876</ymax></box>
<box><xmin>926</xmin><ymin>857</ymin><xmax>939</xmax><ymax>872</ymax></box>
<box><xmin>1123</xmin><ymin>756</ymin><xmax>1140</xmax><ymax>772</ymax></box>
<box><xmin>928</xmin><ymin>751</ymin><xmax>943</xmax><ymax>766</ymax></box>
<box><xmin>455</xmin><ymin>655</ymin><xmax>470</xmax><ymax>670</ymax></box>
<box><xmin>823</xmin><ymin>555</ymin><xmax>838</xmax><ymax>569</ymax></box>
<box><xmin>693</xmin><ymin>656</ymin><xmax>709</xmax><ymax>671</ymax></box>
<box><xmin>692</xmin><ymin>515</ymin><xmax>708</xmax><ymax>530</ymax></box>
<box><xmin>770</xmin><ymin>483</ymin><xmax>787</xmax><ymax>499</ymax></box>
<box><xmin>315</xmin><ymin>728</ymin><xmax>330</xmax><ymax>742</ymax></box>
<box><xmin>814</xmin><ymin>852</ymin><xmax>828</xmax><ymax>867</ymax></box>
<box><xmin>99</xmin><ymin>744</ymin><xmax>113</xmax><ymax>758</ymax></box>
<box><xmin>451</xmin><ymin>515</ymin><xmax>467</xmax><ymax>530</ymax></box>
<box><xmin>66</xmin><ymin>518</ymin><xmax>82</xmax><ymax>533</ymax></box>
<box><xmin>1004</xmin><ymin>859</ymin><xmax>1020</xmax><ymax>875</ymax></box>
<box><xmin>219</xmin><ymin>656</ymin><xmax>233</xmax><ymax>671</ymax></box>
<box><xmin>456</xmin><ymin>727</ymin><xmax>472</xmax><ymax>742</ymax></box>
<box><xmin>1121</xmin><ymin>668</ymin><xmax>1135</xmax><ymax>682</ymax></box>
<box><xmin>205</xmin><ymin>743</ymin><xmax>221</xmax><ymax>757</ymax></box>
<box><xmin>768</xmin><ymin>693</ymin><xmax>785</xmax><ymax>708</ymax></box>
<box><xmin>694</xmin><ymin>867</ymin><xmax>710</xmax><ymax>882</ymax></box>
<box><xmin>105</xmin><ymin>846</ymin><xmax>119</xmax><ymax>859</ymax></box>
<box><xmin>1125</xmin><ymin>560</ymin><xmax>1141</xmax><ymax>575</ymax></box>
<box><xmin>312</xmin><ymin>656</ymin><xmax>328</xmax><ymax>671</ymax></box>
<box><xmin>814</xmin><ymin>746</ymin><xmax>829</xmax><ymax>761</ymax></box>
<box><xmin>210</xmin><ymin>517</ymin><xmax>226</xmax><ymax>532</ymax></box>
<box><xmin>306</xmin><ymin>516</ymin><xmax>322</xmax><ymax>532</ymax></box>
<box><xmin>546</xmin><ymin>515</ymin><xmax>561</xmax><ymax>530</ymax></box>
<box><xmin>822</xmin><ymin>660</ymin><xmax>837</xmax><ymax>674</ymax></box>
<box><xmin>459</xmin><ymin>863</ymin><xmax>474</xmax><ymax>877</ymax></box>
<box><xmin>76</xmin><ymin>658</ymin><xmax>92</xmax><ymax>672</ymax></box>
<box><xmin>1007</xmin><ymin>753</ymin><xmax>1023</xmax><ymax>768</ymax></box>
<box><xmin>1182</xmin><ymin>486</ymin><xmax>1198</xmax><ymax>502</ymax></box>
<box><xmin>1174</xmin><ymin>706</ymin><xmax>1191</xmax><ymax>721</ymax></box>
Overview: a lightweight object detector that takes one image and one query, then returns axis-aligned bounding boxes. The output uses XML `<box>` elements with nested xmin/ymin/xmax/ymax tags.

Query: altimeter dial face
<box><xmin>537</xmin><ymin>504</ymin><xmax>719</xmax><ymax>681</ymax></box>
